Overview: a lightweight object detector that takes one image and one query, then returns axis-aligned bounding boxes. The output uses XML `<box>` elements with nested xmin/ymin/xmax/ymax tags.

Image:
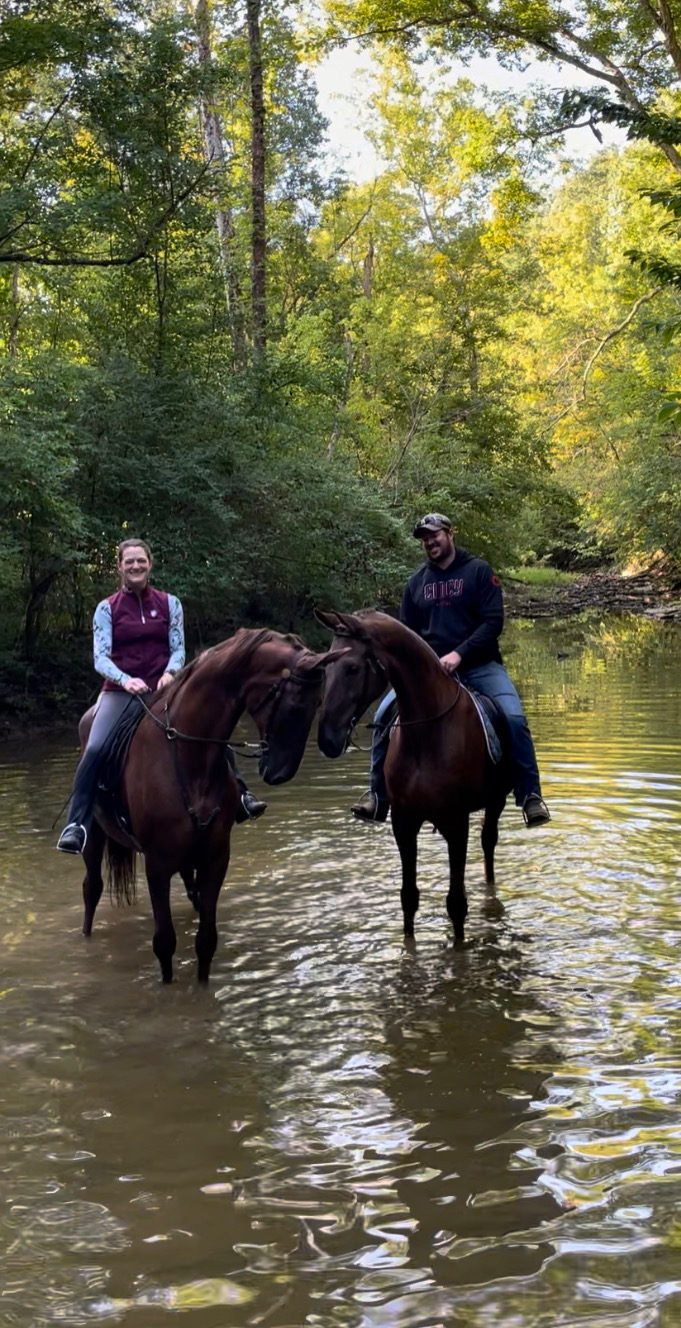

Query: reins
<box><xmin>136</xmin><ymin>694</ymin><xmax>263</xmax><ymax>758</ymax></box>
<box><xmin>133</xmin><ymin>661</ymin><xmax>320</xmax><ymax>836</ymax></box>
<box><xmin>393</xmin><ymin>675</ymin><xmax>463</xmax><ymax>727</ymax></box>
<box><xmin>343</xmin><ymin>643</ymin><xmax>462</xmax><ymax>749</ymax></box>
<box><xmin>344</xmin><ymin>648</ymin><xmax>389</xmax><ymax>752</ymax></box>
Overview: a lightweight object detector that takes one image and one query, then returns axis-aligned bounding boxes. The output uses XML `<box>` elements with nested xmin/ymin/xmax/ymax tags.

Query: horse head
<box><xmin>314</xmin><ymin>609</ymin><xmax>389</xmax><ymax>759</ymax></box>
<box><xmin>244</xmin><ymin>632</ymin><xmax>350</xmax><ymax>784</ymax></box>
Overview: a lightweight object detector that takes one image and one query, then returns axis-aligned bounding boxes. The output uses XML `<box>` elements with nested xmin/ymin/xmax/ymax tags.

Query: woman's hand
<box><xmin>157</xmin><ymin>671</ymin><xmax>174</xmax><ymax>690</ymax></box>
<box><xmin>123</xmin><ymin>677</ymin><xmax>150</xmax><ymax>695</ymax></box>
<box><xmin>440</xmin><ymin>650</ymin><xmax>462</xmax><ymax>675</ymax></box>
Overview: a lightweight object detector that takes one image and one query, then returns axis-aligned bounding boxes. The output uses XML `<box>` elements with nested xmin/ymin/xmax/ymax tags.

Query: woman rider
<box><xmin>57</xmin><ymin>538</ymin><xmax>267</xmax><ymax>854</ymax></box>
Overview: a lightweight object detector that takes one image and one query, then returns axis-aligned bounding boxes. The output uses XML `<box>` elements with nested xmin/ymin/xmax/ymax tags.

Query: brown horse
<box><xmin>79</xmin><ymin>628</ymin><xmax>343</xmax><ymax>983</ymax></box>
<box><xmin>315</xmin><ymin>610</ymin><xmax>512</xmax><ymax>943</ymax></box>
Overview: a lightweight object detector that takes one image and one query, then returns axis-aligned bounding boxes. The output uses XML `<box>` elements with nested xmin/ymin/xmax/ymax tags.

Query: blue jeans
<box><xmin>369</xmin><ymin>662</ymin><xmax>542</xmax><ymax>807</ymax></box>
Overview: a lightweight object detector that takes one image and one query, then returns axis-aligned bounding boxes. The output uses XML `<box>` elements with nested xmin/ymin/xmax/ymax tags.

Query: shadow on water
<box><xmin>3</xmin><ymin>615</ymin><xmax>681</xmax><ymax>1325</ymax></box>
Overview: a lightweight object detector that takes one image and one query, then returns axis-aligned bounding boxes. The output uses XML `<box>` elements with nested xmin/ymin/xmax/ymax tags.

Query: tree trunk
<box><xmin>9</xmin><ymin>263</ymin><xmax>20</xmax><ymax>355</ymax></box>
<box><xmin>246</xmin><ymin>0</ymin><xmax>266</xmax><ymax>361</ymax></box>
<box><xmin>22</xmin><ymin>566</ymin><xmax>61</xmax><ymax>661</ymax></box>
<box><xmin>362</xmin><ymin>235</ymin><xmax>374</xmax><ymax>299</ymax></box>
<box><xmin>194</xmin><ymin>0</ymin><xmax>247</xmax><ymax>365</ymax></box>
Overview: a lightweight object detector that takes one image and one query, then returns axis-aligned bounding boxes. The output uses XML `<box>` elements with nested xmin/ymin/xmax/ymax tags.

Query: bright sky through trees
<box><xmin>315</xmin><ymin>46</ymin><xmax>626</xmax><ymax>181</ymax></box>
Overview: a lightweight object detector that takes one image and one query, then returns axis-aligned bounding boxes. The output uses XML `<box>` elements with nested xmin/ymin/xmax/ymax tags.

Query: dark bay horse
<box><xmin>79</xmin><ymin>628</ymin><xmax>344</xmax><ymax>983</ymax></box>
<box><xmin>315</xmin><ymin>610</ymin><xmax>512</xmax><ymax>943</ymax></box>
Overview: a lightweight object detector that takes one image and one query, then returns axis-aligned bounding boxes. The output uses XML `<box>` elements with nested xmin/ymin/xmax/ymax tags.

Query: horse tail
<box><xmin>105</xmin><ymin>837</ymin><xmax>138</xmax><ymax>907</ymax></box>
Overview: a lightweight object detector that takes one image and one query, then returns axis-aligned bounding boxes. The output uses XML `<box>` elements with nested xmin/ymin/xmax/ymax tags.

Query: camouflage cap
<box><xmin>412</xmin><ymin>513</ymin><xmax>453</xmax><ymax>539</ymax></box>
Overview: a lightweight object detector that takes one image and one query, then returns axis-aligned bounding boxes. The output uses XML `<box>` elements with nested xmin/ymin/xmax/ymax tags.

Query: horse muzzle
<box><xmin>317</xmin><ymin>723</ymin><xmax>350</xmax><ymax>760</ymax></box>
<box><xmin>259</xmin><ymin>751</ymin><xmax>301</xmax><ymax>785</ymax></box>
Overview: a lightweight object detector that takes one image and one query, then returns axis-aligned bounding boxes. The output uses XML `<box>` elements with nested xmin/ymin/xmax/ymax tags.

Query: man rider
<box><xmin>351</xmin><ymin>513</ymin><xmax>551</xmax><ymax>828</ymax></box>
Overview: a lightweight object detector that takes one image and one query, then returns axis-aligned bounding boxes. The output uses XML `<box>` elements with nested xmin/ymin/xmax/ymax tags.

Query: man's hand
<box><xmin>440</xmin><ymin>650</ymin><xmax>462</xmax><ymax>675</ymax></box>
<box><xmin>157</xmin><ymin>671</ymin><xmax>174</xmax><ymax>690</ymax></box>
<box><xmin>123</xmin><ymin>677</ymin><xmax>150</xmax><ymax>695</ymax></box>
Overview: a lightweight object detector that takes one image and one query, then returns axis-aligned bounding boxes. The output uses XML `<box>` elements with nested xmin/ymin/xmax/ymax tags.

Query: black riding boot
<box><xmin>228</xmin><ymin>750</ymin><xmax>268</xmax><ymax>823</ymax></box>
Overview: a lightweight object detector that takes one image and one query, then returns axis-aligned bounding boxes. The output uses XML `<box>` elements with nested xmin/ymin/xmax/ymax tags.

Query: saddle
<box><xmin>462</xmin><ymin>687</ymin><xmax>506</xmax><ymax>764</ymax></box>
<box><xmin>91</xmin><ymin>700</ymin><xmax>146</xmax><ymax>840</ymax></box>
<box><xmin>378</xmin><ymin>686</ymin><xmax>507</xmax><ymax>764</ymax></box>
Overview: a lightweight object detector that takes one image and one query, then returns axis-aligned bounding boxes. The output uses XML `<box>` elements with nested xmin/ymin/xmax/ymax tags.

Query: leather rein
<box><xmin>135</xmin><ymin>663</ymin><xmax>319</xmax><ymax>835</ymax></box>
<box><xmin>343</xmin><ymin>642</ymin><xmax>462</xmax><ymax>752</ymax></box>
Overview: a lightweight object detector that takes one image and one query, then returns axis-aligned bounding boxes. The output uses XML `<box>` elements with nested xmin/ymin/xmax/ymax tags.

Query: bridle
<box><xmin>135</xmin><ymin>658</ymin><xmax>322</xmax><ymax>834</ymax></box>
<box><xmin>338</xmin><ymin>642</ymin><xmax>389</xmax><ymax>753</ymax></box>
<box><xmin>138</xmin><ymin>659</ymin><xmax>320</xmax><ymax>749</ymax></box>
<box><xmin>337</xmin><ymin>636</ymin><xmax>462</xmax><ymax>750</ymax></box>
<box><xmin>247</xmin><ymin>663</ymin><xmax>322</xmax><ymax>738</ymax></box>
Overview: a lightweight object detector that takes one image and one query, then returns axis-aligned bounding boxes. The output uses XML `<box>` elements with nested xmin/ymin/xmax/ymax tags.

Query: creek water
<box><xmin>2</xmin><ymin>613</ymin><xmax>681</xmax><ymax>1327</ymax></box>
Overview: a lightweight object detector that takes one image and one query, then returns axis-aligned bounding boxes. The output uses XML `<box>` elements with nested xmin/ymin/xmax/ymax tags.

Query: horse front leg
<box><xmin>145</xmin><ymin>862</ymin><xmax>176</xmax><ymax>984</ymax></box>
<box><xmin>440</xmin><ymin>815</ymin><xmax>470</xmax><ymax>943</ymax></box>
<box><xmin>82</xmin><ymin>818</ymin><xmax>106</xmax><ymax>936</ymax></box>
<box><xmin>481</xmin><ymin>793</ymin><xmax>506</xmax><ymax>917</ymax></box>
<box><xmin>391</xmin><ymin>810</ymin><xmax>423</xmax><ymax>938</ymax></box>
<box><xmin>193</xmin><ymin>842</ymin><xmax>231</xmax><ymax>983</ymax></box>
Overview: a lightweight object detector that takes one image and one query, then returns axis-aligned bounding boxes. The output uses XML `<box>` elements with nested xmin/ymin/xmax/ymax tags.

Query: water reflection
<box><xmin>2</xmin><ymin>615</ymin><xmax>681</xmax><ymax>1325</ymax></box>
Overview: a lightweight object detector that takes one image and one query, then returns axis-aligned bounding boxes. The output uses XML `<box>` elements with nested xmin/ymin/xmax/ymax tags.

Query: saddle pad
<box><xmin>463</xmin><ymin>686</ymin><xmax>503</xmax><ymax>764</ymax></box>
<box><xmin>97</xmin><ymin>699</ymin><xmax>147</xmax><ymax>838</ymax></box>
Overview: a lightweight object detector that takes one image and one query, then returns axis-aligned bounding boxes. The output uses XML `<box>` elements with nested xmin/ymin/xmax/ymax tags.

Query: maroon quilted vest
<box><xmin>102</xmin><ymin>586</ymin><xmax>170</xmax><ymax>691</ymax></box>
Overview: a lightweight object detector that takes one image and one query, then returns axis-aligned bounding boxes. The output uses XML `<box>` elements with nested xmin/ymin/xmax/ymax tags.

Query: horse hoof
<box><xmin>453</xmin><ymin>936</ymin><xmax>476</xmax><ymax>951</ymax></box>
<box><xmin>483</xmin><ymin>897</ymin><xmax>505</xmax><ymax>920</ymax></box>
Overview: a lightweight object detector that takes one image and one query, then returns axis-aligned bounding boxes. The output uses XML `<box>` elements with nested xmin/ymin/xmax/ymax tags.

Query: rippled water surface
<box><xmin>3</xmin><ymin>614</ymin><xmax>681</xmax><ymax>1327</ymax></box>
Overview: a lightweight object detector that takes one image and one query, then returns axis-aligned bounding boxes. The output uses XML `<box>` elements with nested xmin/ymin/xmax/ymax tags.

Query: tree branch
<box><xmin>582</xmin><ymin>287</ymin><xmax>664</xmax><ymax>398</ymax></box>
<box><xmin>0</xmin><ymin>161</ymin><xmax>211</xmax><ymax>266</ymax></box>
<box><xmin>332</xmin><ymin>195</ymin><xmax>376</xmax><ymax>254</ymax></box>
<box><xmin>336</xmin><ymin>9</ymin><xmax>629</xmax><ymax>91</ymax></box>
<box><xmin>655</xmin><ymin>0</ymin><xmax>681</xmax><ymax>79</ymax></box>
<box><xmin>18</xmin><ymin>88</ymin><xmax>73</xmax><ymax>185</ymax></box>
<box><xmin>332</xmin><ymin>2</ymin><xmax>681</xmax><ymax>171</ymax></box>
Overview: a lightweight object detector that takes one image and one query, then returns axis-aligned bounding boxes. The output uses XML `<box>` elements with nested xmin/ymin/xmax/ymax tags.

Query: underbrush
<box><xmin>506</xmin><ymin>566</ymin><xmax>580</xmax><ymax>588</ymax></box>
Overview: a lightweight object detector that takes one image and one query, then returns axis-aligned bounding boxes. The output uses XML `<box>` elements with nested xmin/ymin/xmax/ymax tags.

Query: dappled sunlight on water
<box><xmin>2</xmin><ymin>615</ymin><xmax>681</xmax><ymax>1325</ymax></box>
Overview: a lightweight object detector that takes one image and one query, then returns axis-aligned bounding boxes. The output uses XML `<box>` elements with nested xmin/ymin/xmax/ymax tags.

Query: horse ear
<box><xmin>314</xmin><ymin>607</ymin><xmax>358</xmax><ymax>637</ymax></box>
<box><xmin>313</xmin><ymin>608</ymin><xmax>341</xmax><ymax>631</ymax></box>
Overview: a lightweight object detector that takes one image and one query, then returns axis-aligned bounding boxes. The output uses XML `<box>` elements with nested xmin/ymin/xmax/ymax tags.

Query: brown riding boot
<box><xmin>351</xmin><ymin>791</ymin><xmax>389</xmax><ymax>823</ymax></box>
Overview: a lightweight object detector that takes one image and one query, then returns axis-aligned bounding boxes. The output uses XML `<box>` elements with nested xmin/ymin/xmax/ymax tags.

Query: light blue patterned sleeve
<box><xmin>93</xmin><ymin>599</ymin><xmax>130</xmax><ymax>686</ymax></box>
<box><xmin>167</xmin><ymin>594</ymin><xmax>185</xmax><ymax>674</ymax></box>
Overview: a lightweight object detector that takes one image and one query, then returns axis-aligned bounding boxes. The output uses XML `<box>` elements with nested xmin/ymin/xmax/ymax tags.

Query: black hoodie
<box><xmin>399</xmin><ymin>546</ymin><xmax>503</xmax><ymax>671</ymax></box>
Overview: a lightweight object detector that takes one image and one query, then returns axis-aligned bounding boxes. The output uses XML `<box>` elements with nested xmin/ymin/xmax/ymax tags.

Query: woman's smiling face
<box><xmin>119</xmin><ymin>544</ymin><xmax>152</xmax><ymax>592</ymax></box>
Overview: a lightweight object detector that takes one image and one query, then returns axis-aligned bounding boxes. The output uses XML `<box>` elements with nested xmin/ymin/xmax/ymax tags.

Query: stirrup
<box><xmin>351</xmin><ymin>791</ymin><xmax>389</xmax><ymax>823</ymax></box>
<box><xmin>522</xmin><ymin>795</ymin><xmax>551</xmax><ymax>827</ymax></box>
<box><xmin>57</xmin><ymin>822</ymin><xmax>88</xmax><ymax>854</ymax></box>
<box><xmin>236</xmin><ymin>792</ymin><xmax>268</xmax><ymax>823</ymax></box>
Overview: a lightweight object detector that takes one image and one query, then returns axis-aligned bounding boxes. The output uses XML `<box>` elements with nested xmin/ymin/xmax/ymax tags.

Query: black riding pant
<box><xmin>67</xmin><ymin>691</ymin><xmax>249</xmax><ymax>829</ymax></box>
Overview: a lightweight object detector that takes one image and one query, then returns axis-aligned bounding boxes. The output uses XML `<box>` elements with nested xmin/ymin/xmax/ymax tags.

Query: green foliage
<box><xmin>9</xmin><ymin>0</ymin><xmax>681</xmax><ymax>722</ymax></box>
<box><xmin>507</xmin><ymin>566</ymin><xmax>578</xmax><ymax>586</ymax></box>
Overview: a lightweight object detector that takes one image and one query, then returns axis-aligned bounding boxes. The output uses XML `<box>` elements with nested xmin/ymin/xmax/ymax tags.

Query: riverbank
<box><xmin>505</xmin><ymin>563</ymin><xmax>681</xmax><ymax>620</ymax></box>
<box><xmin>3</xmin><ymin>565</ymin><xmax>681</xmax><ymax>741</ymax></box>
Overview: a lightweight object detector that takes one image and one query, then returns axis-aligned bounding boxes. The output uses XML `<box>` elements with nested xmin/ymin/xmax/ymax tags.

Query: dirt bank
<box><xmin>505</xmin><ymin>565</ymin><xmax>681</xmax><ymax>620</ymax></box>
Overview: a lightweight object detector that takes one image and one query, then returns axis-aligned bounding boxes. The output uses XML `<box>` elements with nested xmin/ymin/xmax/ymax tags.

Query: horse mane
<box><xmin>149</xmin><ymin>627</ymin><xmax>304</xmax><ymax>709</ymax></box>
<box><xmin>335</xmin><ymin>608</ymin><xmax>443</xmax><ymax>668</ymax></box>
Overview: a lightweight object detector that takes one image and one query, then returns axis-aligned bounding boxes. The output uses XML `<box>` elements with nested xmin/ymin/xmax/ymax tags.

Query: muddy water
<box><xmin>2</xmin><ymin>614</ymin><xmax>681</xmax><ymax>1327</ymax></box>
